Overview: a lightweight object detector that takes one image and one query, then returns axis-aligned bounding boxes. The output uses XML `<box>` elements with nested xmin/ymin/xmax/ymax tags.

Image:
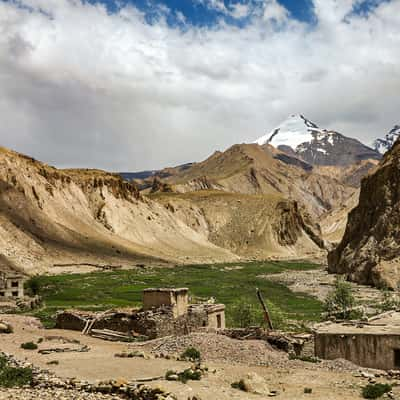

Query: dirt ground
<box><xmin>264</xmin><ymin>266</ymin><xmax>383</xmax><ymax>303</ymax></box>
<box><xmin>0</xmin><ymin>315</ymin><xmax>397</xmax><ymax>400</ymax></box>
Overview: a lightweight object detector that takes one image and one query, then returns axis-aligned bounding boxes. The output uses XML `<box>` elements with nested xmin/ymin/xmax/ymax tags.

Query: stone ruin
<box><xmin>0</xmin><ymin>272</ymin><xmax>24</xmax><ymax>299</ymax></box>
<box><xmin>56</xmin><ymin>287</ymin><xmax>226</xmax><ymax>339</ymax></box>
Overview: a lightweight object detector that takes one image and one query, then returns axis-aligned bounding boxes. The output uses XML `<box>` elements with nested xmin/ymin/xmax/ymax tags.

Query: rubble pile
<box><xmin>0</xmin><ymin>352</ymin><xmax>176</xmax><ymax>400</ymax></box>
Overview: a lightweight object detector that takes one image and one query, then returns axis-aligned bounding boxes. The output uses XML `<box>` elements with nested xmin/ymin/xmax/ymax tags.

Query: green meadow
<box><xmin>30</xmin><ymin>260</ymin><xmax>323</xmax><ymax>330</ymax></box>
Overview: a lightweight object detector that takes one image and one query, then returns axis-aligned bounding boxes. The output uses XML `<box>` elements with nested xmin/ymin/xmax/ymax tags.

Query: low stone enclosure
<box><xmin>315</xmin><ymin>311</ymin><xmax>400</xmax><ymax>370</ymax></box>
<box><xmin>56</xmin><ymin>287</ymin><xmax>226</xmax><ymax>339</ymax></box>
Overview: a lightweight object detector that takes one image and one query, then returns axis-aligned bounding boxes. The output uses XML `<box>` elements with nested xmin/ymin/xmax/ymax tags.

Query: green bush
<box><xmin>180</xmin><ymin>347</ymin><xmax>201</xmax><ymax>361</ymax></box>
<box><xmin>165</xmin><ymin>369</ymin><xmax>202</xmax><ymax>384</ymax></box>
<box><xmin>324</xmin><ymin>277</ymin><xmax>355</xmax><ymax>319</ymax></box>
<box><xmin>304</xmin><ymin>387</ymin><xmax>312</xmax><ymax>394</ymax></box>
<box><xmin>178</xmin><ymin>369</ymin><xmax>202</xmax><ymax>384</ymax></box>
<box><xmin>230</xmin><ymin>300</ymin><xmax>262</xmax><ymax>328</ymax></box>
<box><xmin>0</xmin><ymin>356</ymin><xmax>33</xmax><ymax>388</ymax></box>
<box><xmin>379</xmin><ymin>289</ymin><xmax>400</xmax><ymax>312</ymax></box>
<box><xmin>21</xmin><ymin>342</ymin><xmax>38</xmax><ymax>350</ymax></box>
<box><xmin>362</xmin><ymin>383</ymin><xmax>392</xmax><ymax>399</ymax></box>
<box><xmin>0</xmin><ymin>366</ymin><xmax>33</xmax><ymax>387</ymax></box>
<box><xmin>231</xmin><ymin>379</ymin><xmax>247</xmax><ymax>391</ymax></box>
<box><xmin>25</xmin><ymin>276</ymin><xmax>42</xmax><ymax>296</ymax></box>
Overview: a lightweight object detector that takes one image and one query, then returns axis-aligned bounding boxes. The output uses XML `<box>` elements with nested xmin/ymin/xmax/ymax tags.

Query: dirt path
<box><xmin>0</xmin><ymin>315</ymin><xmax>397</xmax><ymax>399</ymax></box>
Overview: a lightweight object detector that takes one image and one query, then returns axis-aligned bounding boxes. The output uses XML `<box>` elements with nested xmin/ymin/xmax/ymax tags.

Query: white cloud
<box><xmin>0</xmin><ymin>0</ymin><xmax>399</xmax><ymax>171</ymax></box>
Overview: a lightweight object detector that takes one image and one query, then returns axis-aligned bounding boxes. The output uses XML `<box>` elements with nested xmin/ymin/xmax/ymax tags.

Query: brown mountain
<box><xmin>328</xmin><ymin>138</ymin><xmax>400</xmax><ymax>288</ymax></box>
<box><xmin>0</xmin><ymin>145</ymin><xmax>330</xmax><ymax>275</ymax></box>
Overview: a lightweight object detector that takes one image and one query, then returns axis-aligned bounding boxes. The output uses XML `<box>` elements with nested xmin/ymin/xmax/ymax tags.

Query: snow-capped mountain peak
<box><xmin>254</xmin><ymin>114</ymin><xmax>382</xmax><ymax>166</ymax></box>
<box><xmin>373</xmin><ymin>125</ymin><xmax>400</xmax><ymax>155</ymax></box>
<box><xmin>254</xmin><ymin>114</ymin><xmax>327</xmax><ymax>148</ymax></box>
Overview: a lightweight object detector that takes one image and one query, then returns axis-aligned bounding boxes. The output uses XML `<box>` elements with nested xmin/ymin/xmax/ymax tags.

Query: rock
<box><xmin>242</xmin><ymin>372</ymin><xmax>271</xmax><ymax>396</ymax></box>
<box><xmin>0</xmin><ymin>322</ymin><xmax>12</xmax><ymax>333</ymax></box>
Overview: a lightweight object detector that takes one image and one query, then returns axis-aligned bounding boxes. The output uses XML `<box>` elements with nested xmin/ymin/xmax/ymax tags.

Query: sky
<box><xmin>0</xmin><ymin>0</ymin><xmax>399</xmax><ymax>171</ymax></box>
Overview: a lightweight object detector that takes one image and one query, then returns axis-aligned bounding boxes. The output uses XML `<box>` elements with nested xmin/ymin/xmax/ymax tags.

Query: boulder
<box><xmin>242</xmin><ymin>372</ymin><xmax>270</xmax><ymax>396</ymax></box>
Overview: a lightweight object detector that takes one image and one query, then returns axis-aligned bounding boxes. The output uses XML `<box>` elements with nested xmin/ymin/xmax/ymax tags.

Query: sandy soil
<box><xmin>0</xmin><ymin>315</ymin><xmax>397</xmax><ymax>400</ymax></box>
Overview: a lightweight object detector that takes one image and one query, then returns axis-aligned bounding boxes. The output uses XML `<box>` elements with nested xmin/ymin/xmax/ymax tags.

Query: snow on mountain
<box><xmin>255</xmin><ymin>114</ymin><xmax>326</xmax><ymax>148</ymax></box>
<box><xmin>255</xmin><ymin>114</ymin><xmax>382</xmax><ymax>166</ymax></box>
<box><xmin>373</xmin><ymin>125</ymin><xmax>400</xmax><ymax>155</ymax></box>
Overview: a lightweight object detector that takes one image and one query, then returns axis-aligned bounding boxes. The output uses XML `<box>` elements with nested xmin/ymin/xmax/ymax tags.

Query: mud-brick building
<box><xmin>0</xmin><ymin>272</ymin><xmax>24</xmax><ymax>299</ymax></box>
<box><xmin>57</xmin><ymin>287</ymin><xmax>226</xmax><ymax>339</ymax></box>
<box><xmin>315</xmin><ymin>312</ymin><xmax>400</xmax><ymax>370</ymax></box>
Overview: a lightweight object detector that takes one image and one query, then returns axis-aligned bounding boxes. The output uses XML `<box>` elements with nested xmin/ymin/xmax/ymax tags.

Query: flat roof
<box><xmin>143</xmin><ymin>288</ymin><xmax>188</xmax><ymax>293</ymax></box>
<box><xmin>315</xmin><ymin>311</ymin><xmax>400</xmax><ymax>335</ymax></box>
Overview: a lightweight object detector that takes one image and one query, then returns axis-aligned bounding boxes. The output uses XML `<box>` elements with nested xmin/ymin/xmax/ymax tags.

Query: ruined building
<box><xmin>315</xmin><ymin>311</ymin><xmax>400</xmax><ymax>370</ymax></box>
<box><xmin>56</xmin><ymin>287</ymin><xmax>225</xmax><ymax>339</ymax></box>
<box><xmin>0</xmin><ymin>272</ymin><xmax>24</xmax><ymax>299</ymax></box>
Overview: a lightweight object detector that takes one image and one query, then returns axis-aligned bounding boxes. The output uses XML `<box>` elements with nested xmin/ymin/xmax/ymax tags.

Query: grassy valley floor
<box><xmin>29</xmin><ymin>261</ymin><xmax>323</xmax><ymax>329</ymax></box>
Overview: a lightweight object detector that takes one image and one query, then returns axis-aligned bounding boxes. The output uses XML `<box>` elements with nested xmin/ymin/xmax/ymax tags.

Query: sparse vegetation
<box><xmin>289</xmin><ymin>354</ymin><xmax>320</xmax><ymax>363</ymax></box>
<box><xmin>46</xmin><ymin>360</ymin><xmax>59</xmax><ymax>365</ymax></box>
<box><xmin>0</xmin><ymin>355</ymin><xmax>33</xmax><ymax>388</ymax></box>
<box><xmin>379</xmin><ymin>289</ymin><xmax>400</xmax><ymax>312</ymax></box>
<box><xmin>323</xmin><ymin>277</ymin><xmax>355</xmax><ymax>319</ymax></box>
<box><xmin>361</xmin><ymin>383</ymin><xmax>392</xmax><ymax>399</ymax></box>
<box><xmin>304</xmin><ymin>387</ymin><xmax>313</xmax><ymax>394</ymax></box>
<box><xmin>231</xmin><ymin>379</ymin><xmax>247</xmax><ymax>391</ymax></box>
<box><xmin>180</xmin><ymin>347</ymin><xmax>201</xmax><ymax>361</ymax></box>
<box><xmin>166</xmin><ymin>368</ymin><xmax>202</xmax><ymax>383</ymax></box>
<box><xmin>21</xmin><ymin>342</ymin><xmax>38</xmax><ymax>350</ymax></box>
<box><xmin>27</xmin><ymin>261</ymin><xmax>323</xmax><ymax>330</ymax></box>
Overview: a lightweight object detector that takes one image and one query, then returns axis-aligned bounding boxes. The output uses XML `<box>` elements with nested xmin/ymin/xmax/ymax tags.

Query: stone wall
<box><xmin>56</xmin><ymin>306</ymin><xmax>208</xmax><ymax>339</ymax></box>
<box><xmin>315</xmin><ymin>332</ymin><xmax>400</xmax><ymax>370</ymax></box>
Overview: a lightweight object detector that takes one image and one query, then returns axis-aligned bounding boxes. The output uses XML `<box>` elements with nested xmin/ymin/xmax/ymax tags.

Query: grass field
<box><xmin>30</xmin><ymin>260</ymin><xmax>323</xmax><ymax>330</ymax></box>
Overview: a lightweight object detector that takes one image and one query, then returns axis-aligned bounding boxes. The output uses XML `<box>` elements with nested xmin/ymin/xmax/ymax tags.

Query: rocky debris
<box><xmin>38</xmin><ymin>344</ymin><xmax>90</xmax><ymax>354</ymax></box>
<box><xmin>114</xmin><ymin>351</ymin><xmax>151</xmax><ymax>359</ymax></box>
<box><xmin>0</xmin><ymin>388</ymin><xmax>117</xmax><ymax>400</ymax></box>
<box><xmin>145</xmin><ymin>333</ymin><xmax>278</xmax><ymax>366</ymax></box>
<box><xmin>0</xmin><ymin>352</ymin><xmax>176</xmax><ymax>400</ymax></box>
<box><xmin>328</xmin><ymin>137</ymin><xmax>400</xmax><ymax>288</ymax></box>
<box><xmin>0</xmin><ymin>321</ymin><xmax>13</xmax><ymax>334</ymax></box>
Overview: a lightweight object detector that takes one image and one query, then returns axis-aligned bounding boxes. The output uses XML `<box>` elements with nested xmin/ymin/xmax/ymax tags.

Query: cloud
<box><xmin>0</xmin><ymin>0</ymin><xmax>399</xmax><ymax>171</ymax></box>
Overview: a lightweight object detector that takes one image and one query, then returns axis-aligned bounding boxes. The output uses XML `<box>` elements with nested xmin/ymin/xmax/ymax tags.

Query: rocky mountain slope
<box><xmin>255</xmin><ymin>114</ymin><xmax>381</xmax><ymax>166</ymax></box>
<box><xmin>0</xmin><ymin>146</ymin><xmax>240</xmax><ymax>275</ymax></box>
<box><xmin>328</xmin><ymin>137</ymin><xmax>400</xmax><ymax>288</ymax></box>
<box><xmin>373</xmin><ymin>125</ymin><xmax>400</xmax><ymax>155</ymax></box>
<box><xmin>148</xmin><ymin>143</ymin><xmax>355</xmax><ymax>221</ymax></box>
<box><xmin>151</xmin><ymin>191</ymin><xmax>324</xmax><ymax>260</ymax></box>
<box><xmin>0</xmin><ymin>145</ymin><xmax>330</xmax><ymax>275</ymax></box>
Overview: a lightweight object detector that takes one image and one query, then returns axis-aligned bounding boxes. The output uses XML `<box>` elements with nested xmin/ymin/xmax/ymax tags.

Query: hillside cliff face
<box><xmin>0</xmin><ymin>147</ymin><xmax>237</xmax><ymax>275</ymax></box>
<box><xmin>328</xmin><ymin>138</ymin><xmax>400</xmax><ymax>288</ymax></box>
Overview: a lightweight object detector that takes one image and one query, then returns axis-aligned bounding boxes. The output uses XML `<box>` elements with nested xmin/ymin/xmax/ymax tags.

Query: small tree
<box><xmin>25</xmin><ymin>276</ymin><xmax>42</xmax><ymax>296</ymax></box>
<box><xmin>324</xmin><ymin>277</ymin><xmax>355</xmax><ymax>319</ymax></box>
<box><xmin>230</xmin><ymin>300</ymin><xmax>261</xmax><ymax>328</ymax></box>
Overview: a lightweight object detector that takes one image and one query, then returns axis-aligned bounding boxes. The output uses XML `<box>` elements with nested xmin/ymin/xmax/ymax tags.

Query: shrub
<box><xmin>230</xmin><ymin>300</ymin><xmax>262</xmax><ymax>328</ymax></box>
<box><xmin>324</xmin><ymin>277</ymin><xmax>355</xmax><ymax>319</ymax></box>
<box><xmin>46</xmin><ymin>360</ymin><xmax>59</xmax><ymax>365</ymax></box>
<box><xmin>0</xmin><ymin>357</ymin><xmax>33</xmax><ymax>388</ymax></box>
<box><xmin>181</xmin><ymin>347</ymin><xmax>201</xmax><ymax>361</ymax></box>
<box><xmin>178</xmin><ymin>369</ymin><xmax>202</xmax><ymax>384</ymax></box>
<box><xmin>0</xmin><ymin>366</ymin><xmax>33</xmax><ymax>387</ymax></box>
<box><xmin>231</xmin><ymin>379</ymin><xmax>247</xmax><ymax>391</ymax></box>
<box><xmin>25</xmin><ymin>276</ymin><xmax>42</xmax><ymax>296</ymax></box>
<box><xmin>362</xmin><ymin>383</ymin><xmax>392</xmax><ymax>399</ymax></box>
<box><xmin>304</xmin><ymin>387</ymin><xmax>313</xmax><ymax>394</ymax></box>
<box><xmin>21</xmin><ymin>342</ymin><xmax>38</xmax><ymax>350</ymax></box>
<box><xmin>165</xmin><ymin>369</ymin><xmax>202</xmax><ymax>384</ymax></box>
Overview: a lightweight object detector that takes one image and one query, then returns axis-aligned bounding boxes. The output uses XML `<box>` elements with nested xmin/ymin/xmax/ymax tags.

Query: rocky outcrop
<box><xmin>328</xmin><ymin>138</ymin><xmax>400</xmax><ymax>288</ymax></box>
